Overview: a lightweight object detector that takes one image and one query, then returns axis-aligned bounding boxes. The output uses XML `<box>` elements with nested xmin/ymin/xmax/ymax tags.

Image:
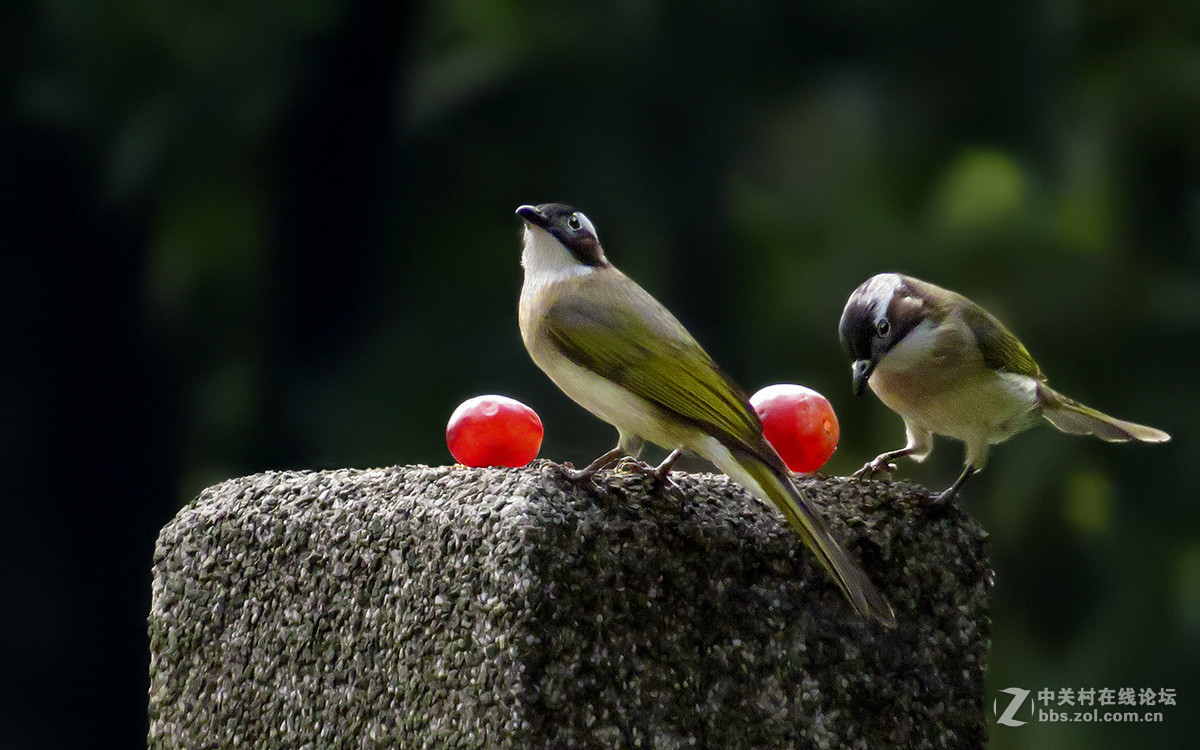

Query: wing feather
<box><xmin>961</xmin><ymin>302</ymin><xmax>1044</xmax><ymax>379</ymax></box>
<box><xmin>543</xmin><ymin>275</ymin><xmax>766</xmax><ymax>453</ymax></box>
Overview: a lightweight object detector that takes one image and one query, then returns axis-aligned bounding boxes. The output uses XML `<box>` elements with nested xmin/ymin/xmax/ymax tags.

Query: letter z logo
<box><xmin>994</xmin><ymin>687</ymin><xmax>1032</xmax><ymax>727</ymax></box>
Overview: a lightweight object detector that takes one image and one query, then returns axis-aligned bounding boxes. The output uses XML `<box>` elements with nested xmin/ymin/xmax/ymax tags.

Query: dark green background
<box><xmin>3</xmin><ymin>1</ymin><xmax>1197</xmax><ymax>748</ymax></box>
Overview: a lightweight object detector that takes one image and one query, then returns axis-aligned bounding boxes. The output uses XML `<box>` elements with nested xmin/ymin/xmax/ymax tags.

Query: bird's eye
<box><xmin>567</xmin><ymin>214</ymin><xmax>583</xmax><ymax>231</ymax></box>
<box><xmin>876</xmin><ymin>319</ymin><xmax>891</xmax><ymax>337</ymax></box>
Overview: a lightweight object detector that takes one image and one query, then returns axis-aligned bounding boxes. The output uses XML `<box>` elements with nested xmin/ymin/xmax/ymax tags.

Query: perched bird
<box><xmin>516</xmin><ymin>202</ymin><xmax>895</xmax><ymax>627</ymax></box>
<box><xmin>839</xmin><ymin>272</ymin><xmax>1170</xmax><ymax>501</ymax></box>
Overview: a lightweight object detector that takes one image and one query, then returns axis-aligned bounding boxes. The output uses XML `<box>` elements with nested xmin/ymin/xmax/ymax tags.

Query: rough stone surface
<box><xmin>148</xmin><ymin>461</ymin><xmax>991</xmax><ymax>749</ymax></box>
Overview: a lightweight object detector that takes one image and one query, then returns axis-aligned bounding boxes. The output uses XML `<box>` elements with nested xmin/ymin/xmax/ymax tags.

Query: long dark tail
<box><xmin>715</xmin><ymin>449</ymin><xmax>897</xmax><ymax>628</ymax></box>
<box><xmin>1039</xmin><ymin>386</ymin><xmax>1170</xmax><ymax>443</ymax></box>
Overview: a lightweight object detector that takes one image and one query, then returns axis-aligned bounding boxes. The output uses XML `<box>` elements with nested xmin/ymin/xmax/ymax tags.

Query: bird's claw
<box><xmin>614</xmin><ymin>456</ymin><xmax>656</xmax><ymax>474</ymax></box>
<box><xmin>853</xmin><ymin>456</ymin><xmax>898</xmax><ymax>481</ymax></box>
<box><xmin>556</xmin><ymin>462</ymin><xmax>598</xmax><ymax>482</ymax></box>
<box><xmin>614</xmin><ymin>456</ymin><xmax>681</xmax><ymax>491</ymax></box>
<box><xmin>931</xmin><ymin>486</ymin><xmax>960</xmax><ymax>506</ymax></box>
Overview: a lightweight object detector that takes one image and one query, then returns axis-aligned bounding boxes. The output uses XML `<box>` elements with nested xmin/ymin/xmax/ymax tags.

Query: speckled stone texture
<box><xmin>148</xmin><ymin>461</ymin><xmax>990</xmax><ymax>749</ymax></box>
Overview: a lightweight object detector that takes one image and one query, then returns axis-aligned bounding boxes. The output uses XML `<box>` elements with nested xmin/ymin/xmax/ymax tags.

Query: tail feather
<box><xmin>717</xmin><ymin>449</ymin><xmax>897</xmax><ymax>628</ymax></box>
<box><xmin>1039</xmin><ymin>387</ymin><xmax>1170</xmax><ymax>443</ymax></box>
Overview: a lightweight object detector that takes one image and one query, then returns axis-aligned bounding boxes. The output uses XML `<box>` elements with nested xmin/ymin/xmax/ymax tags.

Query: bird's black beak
<box><xmin>851</xmin><ymin>359</ymin><xmax>874</xmax><ymax>396</ymax></box>
<box><xmin>516</xmin><ymin>204</ymin><xmax>550</xmax><ymax>229</ymax></box>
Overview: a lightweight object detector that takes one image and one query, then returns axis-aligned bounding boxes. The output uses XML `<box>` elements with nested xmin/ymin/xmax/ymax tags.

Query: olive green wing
<box><xmin>961</xmin><ymin>301</ymin><xmax>1044</xmax><ymax>379</ymax></box>
<box><xmin>543</xmin><ymin>279</ymin><xmax>764</xmax><ymax>450</ymax></box>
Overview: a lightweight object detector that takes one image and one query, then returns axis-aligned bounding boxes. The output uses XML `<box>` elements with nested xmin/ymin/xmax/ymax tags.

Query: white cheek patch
<box><xmin>521</xmin><ymin>226</ymin><xmax>594</xmax><ymax>292</ymax></box>
<box><xmin>878</xmin><ymin>318</ymin><xmax>940</xmax><ymax>370</ymax></box>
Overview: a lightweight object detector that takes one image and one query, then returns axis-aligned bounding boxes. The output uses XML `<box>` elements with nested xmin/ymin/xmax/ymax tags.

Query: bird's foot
<box><xmin>852</xmin><ymin>456</ymin><xmax>898</xmax><ymax>481</ymax></box>
<box><xmin>614</xmin><ymin>449</ymin><xmax>682</xmax><ymax>491</ymax></box>
<box><xmin>555</xmin><ymin>447</ymin><xmax>627</xmax><ymax>483</ymax></box>
<box><xmin>555</xmin><ymin>462</ymin><xmax>598</xmax><ymax>482</ymax></box>
<box><xmin>931</xmin><ymin>485</ymin><xmax>961</xmax><ymax>506</ymax></box>
<box><xmin>613</xmin><ymin>455</ymin><xmax>656</xmax><ymax>474</ymax></box>
<box><xmin>614</xmin><ymin>458</ymin><xmax>681</xmax><ymax>491</ymax></box>
<box><xmin>930</xmin><ymin>466</ymin><xmax>974</xmax><ymax>506</ymax></box>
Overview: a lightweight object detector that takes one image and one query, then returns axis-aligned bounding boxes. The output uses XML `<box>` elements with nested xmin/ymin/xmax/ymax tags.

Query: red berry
<box><xmin>446</xmin><ymin>395</ymin><xmax>543</xmax><ymax>468</ymax></box>
<box><xmin>750</xmin><ymin>384</ymin><xmax>839</xmax><ymax>473</ymax></box>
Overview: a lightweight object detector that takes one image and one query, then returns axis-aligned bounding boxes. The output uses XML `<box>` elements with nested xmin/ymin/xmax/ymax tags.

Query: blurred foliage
<box><xmin>3</xmin><ymin>1</ymin><xmax>1199</xmax><ymax>748</ymax></box>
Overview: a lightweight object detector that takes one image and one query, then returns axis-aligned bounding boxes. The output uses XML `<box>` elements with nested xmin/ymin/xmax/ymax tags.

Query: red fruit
<box><xmin>446</xmin><ymin>395</ymin><xmax>543</xmax><ymax>468</ymax></box>
<box><xmin>750</xmin><ymin>384</ymin><xmax>839</xmax><ymax>473</ymax></box>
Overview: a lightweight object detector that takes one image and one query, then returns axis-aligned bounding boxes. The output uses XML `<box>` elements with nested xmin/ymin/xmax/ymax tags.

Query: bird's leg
<box><xmin>559</xmin><ymin>446</ymin><xmax>626</xmax><ymax>481</ymax></box>
<box><xmin>853</xmin><ymin>447</ymin><xmax>917</xmax><ymax>480</ymax></box>
<box><xmin>854</xmin><ymin>424</ymin><xmax>932</xmax><ymax>481</ymax></box>
<box><xmin>653</xmin><ymin>448</ymin><xmax>682</xmax><ymax>478</ymax></box>
<box><xmin>933</xmin><ymin>465</ymin><xmax>976</xmax><ymax>505</ymax></box>
<box><xmin>611</xmin><ymin>433</ymin><xmax>653</xmax><ymax>473</ymax></box>
<box><xmin>933</xmin><ymin>441</ymin><xmax>987</xmax><ymax>504</ymax></box>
